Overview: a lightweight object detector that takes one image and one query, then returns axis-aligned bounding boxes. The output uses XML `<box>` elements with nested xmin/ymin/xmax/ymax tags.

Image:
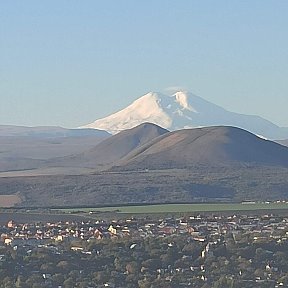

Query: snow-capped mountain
<box><xmin>82</xmin><ymin>91</ymin><xmax>288</xmax><ymax>139</ymax></box>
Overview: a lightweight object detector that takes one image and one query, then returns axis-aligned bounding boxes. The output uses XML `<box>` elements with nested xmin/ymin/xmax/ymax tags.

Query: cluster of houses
<box><xmin>1</xmin><ymin>213</ymin><xmax>287</xmax><ymax>248</ymax></box>
<box><xmin>0</xmin><ymin>213</ymin><xmax>288</xmax><ymax>287</ymax></box>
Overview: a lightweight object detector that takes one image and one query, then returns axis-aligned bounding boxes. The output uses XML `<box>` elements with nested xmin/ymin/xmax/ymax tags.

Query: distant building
<box><xmin>108</xmin><ymin>225</ymin><xmax>117</xmax><ymax>235</ymax></box>
<box><xmin>7</xmin><ymin>220</ymin><xmax>16</xmax><ymax>228</ymax></box>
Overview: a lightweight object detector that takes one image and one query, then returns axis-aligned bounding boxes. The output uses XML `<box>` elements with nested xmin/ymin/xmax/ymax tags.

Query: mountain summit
<box><xmin>82</xmin><ymin>91</ymin><xmax>288</xmax><ymax>139</ymax></box>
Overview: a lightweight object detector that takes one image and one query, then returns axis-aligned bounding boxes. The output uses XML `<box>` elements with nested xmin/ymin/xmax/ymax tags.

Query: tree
<box><xmin>142</xmin><ymin>258</ymin><xmax>161</xmax><ymax>271</ymax></box>
<box><xmin>63</xmin><ymin>277</ymin><xmax>75</xmax><ymax>288</ymax></box>
<box><xmin>51</xmin><ymin>273</ymin><xmax>64</xmax><ymax>286</ymax></box>
<box><xmin>56</xmin><ymin>260</ymin><xmax>72</xmax><ymax>273</ymax></box>
<box><xmin>1</xmin><ymin>277</ymin><xmax>14</xmax><ymax>288</ymax></box>
<box><xmin>40</xmin><ymin>262</ymin><xmax>55</xmax><ymax>274</ymax></box>
<box><xmin>126</xmin><ymin>261</ymin><xmax>140</xmax><ymax>274</ymax></box>
<box><xmin>160</xmin><ymin>253</ymin><xmax>174</xmax><ymax>267</ymax></box>
<box><xmin>212</xmin><ymin>276</ymin><xmax>234</xmax><ymax>288</ymax></box>
<box><xmin>93</xmin><ymin>271</ymin><xmax>109</xmax><ymax>284</ymax></box>
<box><xmin>25</xmin><ymin>274</ymin><xmax>44</xmax><ymax>287</ymax></box>
<box><xmin>15</xmin><ymin>276</ymin><xmax>27</xmax><ymax>288</ymax></box>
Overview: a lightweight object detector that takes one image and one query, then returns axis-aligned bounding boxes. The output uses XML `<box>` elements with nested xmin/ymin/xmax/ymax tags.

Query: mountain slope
<box><xmin>82</xmin><ymin>93</ymin><xmax>172</xmax><ymax>134</ymax></box>
<box><xmin>277</xmin><ymin>139</ymin><xmax>288</xmax><ymax>147</ymax></box>
<box><xmin>48</xmin><ymin>122</ymin><xmax>169</xmax><ymax>169</ymax></box>
<box><xmin>82</xmin><ymin>91</ymin><xmax>288</xmax><ymax>139</ymax></box>
<box><xmin>113</xmin><ymin>126</ymin><xmax>288</xmax><ymax>170</ymax></box>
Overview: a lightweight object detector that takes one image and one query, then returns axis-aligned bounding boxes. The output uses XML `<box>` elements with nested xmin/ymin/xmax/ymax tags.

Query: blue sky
<box><xmin>1</xmin><ymin>1</ymin><xmax>287</xmax><ymax>128</ymax></box>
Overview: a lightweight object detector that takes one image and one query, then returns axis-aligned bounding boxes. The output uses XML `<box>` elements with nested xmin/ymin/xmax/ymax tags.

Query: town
<box><xmin>0</xmin><ymin>212</ymin><xmax>288</xmax><ymax>287</ymax></box>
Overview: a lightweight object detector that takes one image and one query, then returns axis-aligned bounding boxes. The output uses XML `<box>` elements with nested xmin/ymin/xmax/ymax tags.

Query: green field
<box><xmin>62</xmin><ymin>202</ymin><xmax>288</xmax><ymax>214</ymax></box>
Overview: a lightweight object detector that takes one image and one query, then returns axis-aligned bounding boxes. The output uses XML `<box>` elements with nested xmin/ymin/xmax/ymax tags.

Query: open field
<box><xmin>60</xmin><ymin>202</ymin><xmax>288</xmax><ymax>214</ymax></box>
<box><xmin>0</xmin><ymin>211</ymin><xmax>91</xmax><ymax>225</ymax></box>
<box><xmin>0</xmin><ymin>195</ymin><xmax>22</xmax><ymax>207</ymax></box>
<box><xmin>1</xmin><ymin>202</ymin><xmax>288</xmax><ymax>224</ymax></box>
